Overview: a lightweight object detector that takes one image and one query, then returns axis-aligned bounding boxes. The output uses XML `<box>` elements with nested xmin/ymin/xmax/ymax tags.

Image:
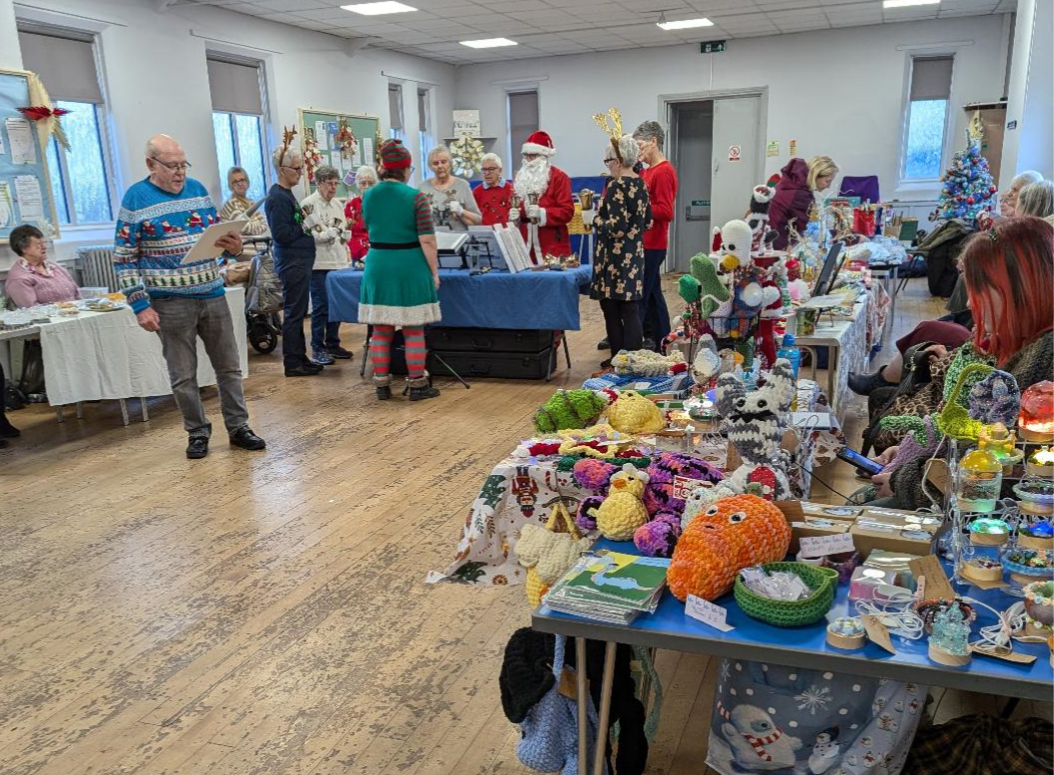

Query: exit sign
<box><xmin>700</xmin><ymin>40</ymin><xmax>726</xmax><ymax>53</ymax></box>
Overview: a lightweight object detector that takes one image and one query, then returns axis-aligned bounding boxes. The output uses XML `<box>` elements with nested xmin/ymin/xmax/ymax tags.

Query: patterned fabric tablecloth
<box><xmin>432</xmin><ymin>379</ymin><xmax>846</xmax><ymax>587</ymax></box>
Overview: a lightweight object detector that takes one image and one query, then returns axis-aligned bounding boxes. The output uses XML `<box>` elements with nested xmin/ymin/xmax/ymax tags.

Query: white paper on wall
<box><xmin>5</xmin><ymin>118</ymin><xmax>36</xmax><ymax>164</ymax></box>
<box><xmin>14</xmin><ymin>175</ymin><xmax>45</xmax><ymax>220</ymax></box>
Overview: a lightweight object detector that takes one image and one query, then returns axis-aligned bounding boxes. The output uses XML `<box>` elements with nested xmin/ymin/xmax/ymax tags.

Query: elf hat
<box><xmin>522</xmin><ymin>130</ymin><xmax>556</xmax><ymax>157</ymax></box>
<box><xmin>379</xmin><ymin>138</ymin><xmax>412</xmax><ymax>169</ymax></box>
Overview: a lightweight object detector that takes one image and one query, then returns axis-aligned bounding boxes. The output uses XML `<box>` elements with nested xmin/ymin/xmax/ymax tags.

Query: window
<box><xmin>901</xmin><ymin>55</ymin><xmax>954</xmax><ymax>182</ymax></box>
<box><xmin>207</xmin><ymin>56</ymin><xmax>268</xmax><ymax>202</ymax></box>
<box><xmin>389</xmin><ymin>83</ymin><xmax>405</xmax><ymax>141</ymax></box>
<box><xmin>418</xmin><ymin>88</ymin><xmax>434</xmax><ymax>180</ymax></box>
<box><xmin>18</xmin><ymin>28</ymin><xmax>114</xmax><ymax>225</ymax></box>
<box><xmin>507</xmin><ymin>90</ymin><xmax>539</xmax><ymax>174</ymax></box>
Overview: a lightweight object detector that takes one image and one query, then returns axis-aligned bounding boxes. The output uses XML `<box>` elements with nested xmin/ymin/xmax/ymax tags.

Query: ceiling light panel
<box><xmin>657</xmin><ymin>17</ymin><xmax>715</xmax><ymax>30</ymax></box>
<box><xmin>341</xmin><ymin>2</ymin><xmax>418</xmax><ymax>16</ymax></box>
<box><xmin>460</xmin><ymin>37</ymin><xmax>518</xmax><ymax>48</ymax></box>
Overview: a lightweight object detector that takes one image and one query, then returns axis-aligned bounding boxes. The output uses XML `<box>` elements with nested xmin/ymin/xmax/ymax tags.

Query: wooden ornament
<box><xmin>1011</xmin><ymin>572</ymin><xmax>1048</xmax><ymax>586</ymax></box>
<box><xmin>826</xmin><ymin>629</ymin><xmax>866</xmax><ymax>650</ymax></box>
<box><xmin>970</xmin><ymin>531</ymin><xmax>1008</xmax><ymax>547</ymax></box>
<box><xmin>1026</xmin><ymin>461</ymin><xmax>1054</xmax><ymax>477</ymax></box>
<box><xmin>1019</xmin><ymin>427</ymin><xmax>1054</xmax><ymax>443</ymax></box>
<box><xmin>928</xmin><ymin>642</ymin><xmax>971</xmax><ymax>666</ymax></box>
<box><xmin>1024</xmin><ymin>619</ymin><xmax>1053</xmax><ymax>639</ymax></box>
<box><xmin>961</xmin><ymin>559</ymin><xmax>1003</xmax><ymax>583</ymax></box>
<box><xmin>1019</xmin><ymin>499</ymin><xmax>1054</xmax><ymax>516</ymax></box>
<box><xmin>1019</xmin><ymin>534</ymin><xmax>1054</xmax><ymax>551</ymax></box>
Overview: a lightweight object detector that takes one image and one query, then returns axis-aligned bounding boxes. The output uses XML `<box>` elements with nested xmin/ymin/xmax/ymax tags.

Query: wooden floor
<box><xmin>0</xmin><ymin>277</ymin><xmax>1047</xmax><ymax>775</ymax></box>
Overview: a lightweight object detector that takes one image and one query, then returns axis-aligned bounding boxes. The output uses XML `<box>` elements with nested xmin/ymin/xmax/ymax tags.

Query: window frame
<box><xmin>206</xmin><ymin>53</ymin><xmax>271</xmax><ymax>201</ymax></box>
<box><xmin>505</xmin><ymin>87</ymin><xmax>539</xmax><ymax>175</ymax></box>
<box><xmin>388</xmin><ymin>82</ymin><xmax>405</xmax><ymax>141</ymax></box>
<box><xmin>212</xmin><ymin>109</ymin><xmax>269</xmax><ymax>202</ymax></box>
<box><xmin>898</xmin><ymin>53</ymin><xmax>956</xmax><ymax>187</ymax></box>
<box><xmin>418</xmin><ymin>86</ymin><xmax>434</xmax><ymax>180</ymax></box>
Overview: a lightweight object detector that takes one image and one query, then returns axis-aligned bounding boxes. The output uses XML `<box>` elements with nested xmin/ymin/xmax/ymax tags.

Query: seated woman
<box><xmin>1017</xmin><ymin>180</ymin><xmax>1054</xmax><ymax>218</ymax></box>
<box><xmin>4</xmin><ymin>225</ymin><xmax>79</xmax><ymax>308</ymax></box>
<box><xmin>769</xmin><ymin>155</ymin><xmax>839</xmax><ymax>250</ymax></box>
<box><xmin>868</xmin><ymin>216</ymin><xmax>1053</xmax><ymax>509</ymax></box>
<box><xmin>218</xmin><ymin>166</ymin><xmax>270</xmax><ymax>256</ymax></box>
<box><xmin>345</xmin><ymin>165</ymin><xmax>376</xmax><ymax>264</ymax></box>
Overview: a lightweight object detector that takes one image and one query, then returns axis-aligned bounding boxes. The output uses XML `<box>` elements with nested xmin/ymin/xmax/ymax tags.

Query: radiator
<box><xmin>76</xmin><ymin>244</ymin><xmax>120</xmax><ymax>292</ymax></box>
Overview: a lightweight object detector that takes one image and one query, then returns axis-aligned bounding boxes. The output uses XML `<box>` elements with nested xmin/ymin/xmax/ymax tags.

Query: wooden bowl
<box><xmin>962</xmin><ymin>560</ymin><xmax>1003</xmax><ymax>583</ymax></box>
<box><xmin>928</xmin><ymin>642</ymin><xmax>971</xmax><ymax>666</ymax></box>
<box><xmin>970</xmin><ymin>531</ymin><xmax>1008</xmax><ymax>547</ymax></box>
<box><xmin>1019</xmin><ymin>534</ymin><xmax>1054</xmax><ymax>551</ymax></box>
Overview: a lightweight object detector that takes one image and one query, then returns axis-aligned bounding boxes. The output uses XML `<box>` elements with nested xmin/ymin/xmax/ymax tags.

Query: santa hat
<box><xmin>522</xmin><ymin>130</ymin><xmax>556</xmax><ymax>157</ymax></box>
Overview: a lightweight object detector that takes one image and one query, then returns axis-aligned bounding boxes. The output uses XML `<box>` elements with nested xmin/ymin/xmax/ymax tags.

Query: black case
<box><xmin>428</xmin><ymin>349</ymin><xmax>553</xmax><ymax>380</ymax></box>
<box><xmin>427</xmin><ymin>327</ymin><xmax>554</xmax><ymax>353</ymax></box>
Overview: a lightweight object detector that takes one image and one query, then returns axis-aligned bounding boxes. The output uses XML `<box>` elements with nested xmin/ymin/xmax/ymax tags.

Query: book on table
<box><xmin>544</xmin><ymin>551</ymin><xmax>670</xmax><ymax>625</ymax></box>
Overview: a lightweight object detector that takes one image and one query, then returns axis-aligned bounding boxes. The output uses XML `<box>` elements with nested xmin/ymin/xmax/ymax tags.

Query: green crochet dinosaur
<box><xmin>678</xmin><ymin>252</ymin><xmax>731</xmax><ymax>317</ymax></box>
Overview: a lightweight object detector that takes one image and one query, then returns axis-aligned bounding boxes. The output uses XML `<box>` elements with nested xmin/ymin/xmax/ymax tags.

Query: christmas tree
<box><xmin>933</xmin><ymin>129</ymin><xmax>997</xmax><ymax>223</ymax></box>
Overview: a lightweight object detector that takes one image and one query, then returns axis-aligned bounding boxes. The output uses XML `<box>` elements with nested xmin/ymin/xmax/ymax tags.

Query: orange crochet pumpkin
<box><xmin>667</xmin><ymin>494</ymin><xmax>791</xmax><ymax>602</ymax></box>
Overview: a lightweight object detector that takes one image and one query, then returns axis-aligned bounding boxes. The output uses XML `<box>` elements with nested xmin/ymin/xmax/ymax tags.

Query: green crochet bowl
<box><xmin>734</xmin><ymin>562</ymin><xmax>840</xmax><ymax>627</ymax></box>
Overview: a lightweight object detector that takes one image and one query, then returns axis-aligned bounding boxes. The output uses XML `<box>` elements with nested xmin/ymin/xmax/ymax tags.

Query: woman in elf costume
<box><xmin>358</xmin><ymin>140</ymin><xmax>441</xmax><ymax>401</ymax></box>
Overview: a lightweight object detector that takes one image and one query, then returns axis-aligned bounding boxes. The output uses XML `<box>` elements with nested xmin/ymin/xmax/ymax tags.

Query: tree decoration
<box><xmin>450</xmin><ymin>133</ymin><xmax>484</xmax><ymax>178</ymax></box>
<box><xmin>22</xmin><ymin>73</ymin><xmax>71</xmax><ymax>151</ymax></box>
<box><xmin>932</xmin><ymin>128</ymin><xmax>995</xmax><ymax>224</ymax></box>
<box><xmin>335</xmin><ymin>119</ymin><xmax>358</xmax><ymax>161</ymax></box>
<box><xmin>302</xmin><ymin>127</ymin><xmax>324</xmax><ymax>184</ymax></box>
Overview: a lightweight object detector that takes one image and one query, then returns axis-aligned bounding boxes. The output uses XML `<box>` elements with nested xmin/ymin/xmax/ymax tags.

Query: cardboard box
<box><xmin>850</xmin><ymin>522</ymin><xmax>937</xmax><ymax>561</ymax></box>
<box><xmin>801</xmin><ymin>502</ymin><xmax>862</xmax><ymax>522</ymax></box>
<box><xmin>788</xmin><ymin>519</ymin><xmax>851</xmax><ymax>556</ymax></box>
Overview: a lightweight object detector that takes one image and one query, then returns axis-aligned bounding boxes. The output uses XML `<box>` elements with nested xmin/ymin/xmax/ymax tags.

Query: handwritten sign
<box><xmin>686</xmin><ymin>594</ymin><xmax>734</xmax><ymax>632</ymax></box>
<box><xmin>799</xmin><ymin>532</ymin><xmax>856</xmax><ymax>558</ymax></box>
<box><xmin>908</xmin><ymin>555</ymin><xmax>955</xmax><ymax>602</ymax></box>
<box><xmin>861</xmin><ymin>614</ymin><xmax>896</xmax><ymax>654</ymax></box>
<box><xmin>673</xmin><ymin>475</ymin><xmax>713</xmax><ymax>501</ymax></box>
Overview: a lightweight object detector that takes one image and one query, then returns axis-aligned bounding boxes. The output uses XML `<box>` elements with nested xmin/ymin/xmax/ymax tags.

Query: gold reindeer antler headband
<box><xmin>592</xmin><ymin>108</ymin><xmax>626</xmax><ymax>164</ymax></box>
<box><xmin>279</xmin><ymin>124</ymin><xmax>298</xmax><ymax>166</ymax></box>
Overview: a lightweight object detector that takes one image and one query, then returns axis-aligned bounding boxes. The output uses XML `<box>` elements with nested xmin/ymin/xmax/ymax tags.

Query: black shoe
<box><xmin>229</xmin><ymin>426</ymin><xmax>266</xmax><ymax>451</ymax></box>
<box><xmin>186</xmin><ymin>436</ymin><xmax>209</xmax><ymax>459</ymax></box>
<box><xmin>848</xmin><ymin>366</ymin><xmax>893</xmax><ymax>396</ymax></box>
<box><xmin>312</xmin><ymin>349</ymin><xmax>335</xmax><ymax>366</ymax></box>
<box><xmin>0</xmin><ymin>420</ymin><xmax>19</xmax><ymax>438</ymax></box>
<box><xmin>376</xmin><ymin>385</ymin><xmax>392</xmax><ymax>400</ymax></box>
<box><xmin>597</xmin><ymin>337</ymin><xmax>609</xmax><ymax>351</ymax></box>
<box><xmin>0</xmin><ymin>438</ymin><xmax>8</xmax><ymax>449</ymax></box>
<box><xmin>600</xmin><ymin>358</ymin><xmax>613</xmax><ymax>368</ymax></box>
<box><xmin>285</xmin><ymin>364</ymin><xmax>323</xmax><ymax>377</ymax></box>
<box><xmin>408</xmin><ymin>377</ymin><xmax>440</xmax><ymax>401</ymax></box>
<box><xmin>328</xmin><ymin>346</ymin><xmax>354</xmax><ymax>360</ymax></box>
<box><xmin>642</xmin><ymin>337</ymin><xmax>656</xmax><ymax>351</ymax></box>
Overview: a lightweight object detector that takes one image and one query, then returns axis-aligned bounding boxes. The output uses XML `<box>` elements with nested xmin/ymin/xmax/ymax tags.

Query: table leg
<box><xmin>828</xmin><ymin>345</ymin><xmax>839</xmax><ymax>413</ymax></box>
<box><xmin>890</xmin><ymin>265</ymin><xmax>899</xmax><ymax>324</ymax></box>
<box><xmin>119</xmin><ymin>398</ymin><xmax>129</xmax><ymax>427</ymax></box>
<box><xmin>76</xmin><ymin>402</ymin><xmax>83</xmax><ymax>420</ymax></box>
<box><xmin>55</xmin><ymin>406</ymin><xmax>65</xmax><ymax>423</ymax></box>
<box><xmin>592</xmin><ymin>640</ymin><xmax>617</xmax><ymax>775</ymax></box>
<box><xmin>141</xmin><ymin>398</ymin><xmax>149</xmax><ymax>422</ymax></box>
<box><xmin>563</xmin><ymin>334</ymin><xmax>572</xmax><ymax>369</ymax></box>
<box><xmin>802</xmin><ymin>345</ymin><xmax>818</xmax><ymax>382</ymax></box>
<box><xmin>576</xmin><ymin>637</ymin><xmax>588</xmax><ymax>775</ymax></box>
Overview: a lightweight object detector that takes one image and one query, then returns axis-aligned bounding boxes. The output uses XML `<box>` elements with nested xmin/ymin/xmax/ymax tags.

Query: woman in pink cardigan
<box><xmin>5</xmin><ymin>225</ymin><xmax>80</xmax><ymax>308</ymax></box>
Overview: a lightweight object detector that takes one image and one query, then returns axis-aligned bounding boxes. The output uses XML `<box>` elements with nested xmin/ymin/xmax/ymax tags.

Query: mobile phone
<box><xmin>836</xmin><ymin>446</ymin><xmax>884</xmax><ymax>476</ymax></box>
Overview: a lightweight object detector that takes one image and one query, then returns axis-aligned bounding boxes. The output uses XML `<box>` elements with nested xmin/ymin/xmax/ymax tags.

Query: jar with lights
<box><xmin>1027</xmin><ymin>446</ymin><xmax>1054</xmax><ymax>477</ymax></box>
<box><xmin>1018</xmin><ymin>381</ymin><xmax>1054</xmax><ymax>442</ymax></box>
<box><xmin>956</xmin><ymin>448</ymin><xmax>1003</xmax><ymax>513</ymax></box>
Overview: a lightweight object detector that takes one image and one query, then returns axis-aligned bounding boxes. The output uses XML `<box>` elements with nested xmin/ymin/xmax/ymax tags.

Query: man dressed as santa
<box><xmin>510</xmin><ymin>130</ymin><xmax>575</xmax><ymax>264</ymax></box>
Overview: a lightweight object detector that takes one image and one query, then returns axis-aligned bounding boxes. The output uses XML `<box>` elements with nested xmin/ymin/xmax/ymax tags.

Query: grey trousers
<box><xmin>154</xmin><ymin>295</ymin><xmax>249</xmax><ymax>438</ymax></box>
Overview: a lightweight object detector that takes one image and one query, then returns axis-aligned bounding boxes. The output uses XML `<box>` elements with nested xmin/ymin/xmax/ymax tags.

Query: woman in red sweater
<box><xmin>633</xmin><ymin>120</ymin><xmax>677</xmax><ymax>351</ymax></box>
<box><xmin>345</xmin><ymin>165</ymin><xmax>377</xmax><ymax>263</ymax></box>
<box><xmin>472</xmin><ymin>153</ymin><xmax>515</xmax><ymax>226</ymax></box>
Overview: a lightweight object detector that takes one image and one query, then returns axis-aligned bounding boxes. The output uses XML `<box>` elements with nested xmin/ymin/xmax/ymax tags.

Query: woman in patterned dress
<box><xmin>589</xmin><ymin>135</ymin><xmax>652</xmax><ymax>368</ymax></box>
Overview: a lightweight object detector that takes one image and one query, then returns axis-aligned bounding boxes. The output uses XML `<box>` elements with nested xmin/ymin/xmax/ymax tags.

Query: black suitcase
<box><xmin>428</xmin><ymin>348</ymin><xmax>553</xmax><ymax>380</ymax></box>
<box><xmin>427</xmin><ymin>327</ymin><xmax>554</xmax><ymax>353</ymax></box>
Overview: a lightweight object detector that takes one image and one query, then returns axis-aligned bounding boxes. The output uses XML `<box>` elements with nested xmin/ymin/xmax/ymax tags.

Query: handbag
<box><xmin>853</xmin><ymin>206</ymin><xmax>877</xmax><ymax>236</ymax></box>
<box><xmin>862</xmin><ymin>341</ymin><xmax>939</xmax><ymax>454</ymax></box>
<box><xmin>517</xmin><ymin>502</ymin><xmax>592</xmax><ymax>608</ymax></box>
<box><xmin>516</xmin><ymin>634</ymin><xmax>604</xmax><ymax>774</ymax></box>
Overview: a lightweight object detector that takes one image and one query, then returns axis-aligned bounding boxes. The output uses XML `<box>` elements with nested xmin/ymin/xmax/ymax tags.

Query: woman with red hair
<box><xmin>868</xmin><ymin>216</ymin><xmax>1053</xmax><ymax>509</ymax></box>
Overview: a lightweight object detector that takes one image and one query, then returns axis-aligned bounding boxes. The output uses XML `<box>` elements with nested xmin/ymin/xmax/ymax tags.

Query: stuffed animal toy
<box><xmin>715</xmin><ymin>360</ymin><xmax>796</xmax><ymax>500</ymax></box>
<box><xmin>611</xmin><ymin>349</ymin><xmax>686</xmax><ymax>377</ymax></box>
<box><xmin>557</xmin><ymin>423</ymin><xmax>634</xmax><ymax>459</ymax></box>
<box><xmin>606</xmin><ymin>390</ymin><xmax>665</xmax><ymax>435</ymax></box>
<box><xmin>592</xmin><ymin>463</ymin><xmax>651</xmax><ymax>540</ymax></box>
<box><xmin>515</xmin><ymin>503</ymin><xmax>593</xmax><ymax>607</ymax></box>
<box><xmin>534</xmin><ymin>389</ymin><xmax>608</xmax><ymax>434</ymax></box>
<box><xmin>715</xmin><ymin>219</ymin><xmax>755</xmax><ymax>273</ymax></box>
<box><xmin>678</xmin><ymin>252</ymin><xmax>732</xmax><ymax>318</ymax></box>
<box><xmin>667</xmin><ymin>493</ymin><xmax>792</xmax><ymax>602</ymax></box>
<box><xmin>746</xmin><ymin>185</ymin><xmax>779</xmax><ymax>255</ymax></box>
<box><xmin>752</xmin><ymin>254</ymin><xmax>791</xmax><ymax>368</ymax></box>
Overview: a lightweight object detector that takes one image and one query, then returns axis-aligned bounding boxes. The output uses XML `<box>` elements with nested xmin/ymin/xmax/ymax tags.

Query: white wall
<box><xmin>454</xmin><ymin>16</ymin><xmax>1008</xmax><ymax>204</ymax></box>
<box><xmin>1000</xmin><ymin>0</ymin><xmax>1053</xmax><ymax>186</ymax></box>
<box><xmin>0</xmin><ymin>0</ymin><xmax>455</xmax><ymax>270</ymax></box>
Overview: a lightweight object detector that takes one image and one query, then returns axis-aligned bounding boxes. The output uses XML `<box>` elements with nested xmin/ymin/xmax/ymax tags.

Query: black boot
<box><xmin>408</xmin><ymin>375</ymin><xmax>440</xmax><ymax>401</ymax></box>
<box><xmin>0</xmin><ymin>416</ymin><xmax>19</xmax><ymax>438</ymax></box>
<box><xmin>848</xmin><ymin>366</ymin><xmax>894</xmax><ymax>396</ymax></box>
<box><xmin>374</xmin><ymin>375</ymin><xmax>392</xmax><ymax>400</ymax></box>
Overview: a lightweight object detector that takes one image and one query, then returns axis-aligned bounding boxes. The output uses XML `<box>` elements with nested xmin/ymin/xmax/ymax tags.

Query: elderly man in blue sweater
<box><xmin>114</xmin><ymin>134</ymin><xmax>266</xmax><ymax>460</ymax></box>
<box><xmin>264</xmin><ymin>143</ymin><xmax>321</xmax><ymax>377</ymax></box>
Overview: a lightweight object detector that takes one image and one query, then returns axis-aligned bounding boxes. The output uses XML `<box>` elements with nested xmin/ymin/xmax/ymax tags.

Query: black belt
<box><xmin>370</xmin><ymin>241</ymin><xmax>419</xmax><ymax>250</ymax></box>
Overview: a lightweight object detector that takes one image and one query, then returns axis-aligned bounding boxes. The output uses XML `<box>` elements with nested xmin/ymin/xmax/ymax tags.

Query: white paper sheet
<box><xmin>315</xmin><ymin>121</ymin><xmax>329</xmax><ymax>150</ymax></box>
<box><xmin>180</xmin><ymin>219</ymin><xmax>248</xmax><ymax>265</ymax></box>
<box><xmin>0</xmin><ymin>182</ymin><xmax>12</xmax><ymax>228</ymax></box>
<box><xmin>5</xmin><ymin>118</ymin><xmax>36</xmax><ymax>164</ymax></box>
<box><xmin>362</xmin><ymin>138</ymin><xmax>374</xmax><ymax>166</ymax></box>
<box><xmin>13</xmin><ymin>175</ymin><xmax>44</xmax><ymax>220</ymax></box>
<box><xmin>0</xmin><ymin>127</ymin><xmax>6</xmax><ymax>155</ymax></box>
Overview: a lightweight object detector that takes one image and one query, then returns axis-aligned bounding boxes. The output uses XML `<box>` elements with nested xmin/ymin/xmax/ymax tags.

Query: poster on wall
<box><xmin>0</xmin><ymin>181</ymin><xmax>12</xmax><ymax>227</ymax></box>
<box><xmin>728</xmin><ymin>144</ymin><xmax>742</xmax><ymax>162</ymax></box>
<box><xmin>5</xmin><ymin>117</ymin><xmax>35</xmax><ymax>164</ymax></box>
<box><xmin>453</xmin><ymin>109</ymin><xmax>481</xmax><ymax>138</ymax></box>
<box><xmin>14</xmin><ymin>174</ymin><xmax>44</xmax><ymax>220</ymax></box>
<box><xmin>789</xmin><ymin>139</ymin><xmax>798</xmax><ymax>156</ymax></box>
<box><xmin>766</xmin><ymin>140</ymin><xmax>779</xmax><ymax>157</ymax></box>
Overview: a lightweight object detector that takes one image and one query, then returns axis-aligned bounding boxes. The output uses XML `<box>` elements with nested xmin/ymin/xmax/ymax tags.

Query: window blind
<box><xmin>18</xmin><ymin>30</ymin><xmax>103</xmax><ymax>103</ymax></box>
<box><xmin>910</xmin><ymin>56</ymin><xmax>954</xmax><ymax>102</ymax></box>
<box><xmin>418</xmin><ymin>89</ymin><xmax>428</xmax><ymax>133</ymax></box>
<box><xmin>508</xmin><ymin>90</ymin><xmax>538</xmax><ymax>169</ymax></box>
<box><xmin>206</xmin><ymin>57</ymin><xmax>263</xmax><ymax>115</ymax></box>
<box><xmin>389</xmin><ymin>84</ymin><xmax>404</xmax><ymax>131</ymax></box>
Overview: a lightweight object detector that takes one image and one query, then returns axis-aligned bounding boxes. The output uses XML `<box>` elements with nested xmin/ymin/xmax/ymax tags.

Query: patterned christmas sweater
<box><xmin>113</xmin><ymin>177</ymin><xmax>229</xmax><ymax>314</ymax></box>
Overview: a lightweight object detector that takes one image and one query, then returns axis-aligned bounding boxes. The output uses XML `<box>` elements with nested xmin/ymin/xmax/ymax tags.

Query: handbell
<box><xmin>528</xmin><ymin>193</ymin><xmax>540</xmax><ymax>223</ymax></box>
<box><xmin>579</xmin><ymin>189</ymin><xmax>594</xmax><ymax>210</ymax></box>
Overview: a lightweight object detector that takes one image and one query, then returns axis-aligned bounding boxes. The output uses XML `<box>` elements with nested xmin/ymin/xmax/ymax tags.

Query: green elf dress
<box><xmin>358</xmin><ymin>180</ymin><xmax>440</xmax><ymax>326</ymax></box>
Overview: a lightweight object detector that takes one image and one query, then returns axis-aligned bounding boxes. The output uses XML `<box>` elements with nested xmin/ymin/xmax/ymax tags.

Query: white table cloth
<box><xmin>35</xmin><ymin>288</ymin><xmax>247</xmax><ymax>406</ymax></box>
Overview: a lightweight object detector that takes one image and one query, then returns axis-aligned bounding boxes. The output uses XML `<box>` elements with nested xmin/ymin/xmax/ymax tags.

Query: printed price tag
<box><xmin>799</xmin><ymin>532</ymin><xmax>856</xmax><ymax>558</ymax></box>
<box><xmin>686</xmin><ymin>594</ymin><xmax>734</xmax><ymax>632</ymax></box>
<box><xmin>673</xmin><ymin>475</ymin><xmax>713</xmax><ymax>501</ymax></box>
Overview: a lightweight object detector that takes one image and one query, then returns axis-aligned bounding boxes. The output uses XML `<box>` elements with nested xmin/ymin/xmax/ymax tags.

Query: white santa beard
<box><xmin>514</xmin><ymin>157</ymin><xmax>551</xmax><ymax>198</ymax></box>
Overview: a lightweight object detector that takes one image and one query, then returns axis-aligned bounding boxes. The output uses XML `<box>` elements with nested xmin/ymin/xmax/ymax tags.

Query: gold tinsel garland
<box><xmin>450</xmin><ymin>133</ymin><xmax>485</xmax><ymax>178</ymax></box>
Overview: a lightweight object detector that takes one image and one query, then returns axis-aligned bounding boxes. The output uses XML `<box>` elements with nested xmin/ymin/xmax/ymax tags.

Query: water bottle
<box><xmin>777</xmin><ymin>333</ymin><xmax>802</xmax><ymax>410</ymax></box>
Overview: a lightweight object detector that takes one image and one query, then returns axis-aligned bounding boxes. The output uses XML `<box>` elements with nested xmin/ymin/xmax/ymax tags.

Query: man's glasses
<box><xmin>151</xmin><ymin>157</ymin><xmax>192</xmax><ymax>171</ymax></box>
<box><xmin>481</xmin><ymin>167</ymin><xmax>500</xmax><ymax>173</ymax></box>
<box><xmin>281</xmin><ymin>165</ymin><xmax>304</xmax><ymax>172</ymax></box>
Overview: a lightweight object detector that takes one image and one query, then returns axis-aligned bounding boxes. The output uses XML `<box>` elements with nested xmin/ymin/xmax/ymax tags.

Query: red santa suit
<box><xmin>473</xmin><ymin>181</ymin><xmax>515</xmax><ymax>226</ymax></box>
<box><xmin>513</xmin><ymin>131</ymin><xmax>575</xmax><ymax>261</ymax></box>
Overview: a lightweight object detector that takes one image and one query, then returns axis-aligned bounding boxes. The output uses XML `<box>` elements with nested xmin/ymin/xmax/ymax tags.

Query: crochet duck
<box><xmin>607</xmin><ymin>390</ymin><xmax>665</xmax><ymax>434</ymax></box>
<box><xmin>594</xmin><ymin>464</ymin><xmax>650</xmax><ymax>541</ymax></box>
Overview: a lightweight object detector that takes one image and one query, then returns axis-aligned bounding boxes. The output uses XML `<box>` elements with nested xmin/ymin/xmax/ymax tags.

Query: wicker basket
<box><xmin>734</xmin><ymin>562</ymin><xmax>839</xmax><ymax>627</ymax></box>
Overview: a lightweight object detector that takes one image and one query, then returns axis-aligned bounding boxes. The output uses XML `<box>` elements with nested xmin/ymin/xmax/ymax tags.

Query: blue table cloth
<box><xmin>327</xmin><ymin>265</ymin><xmax>592</xmax><ymax>330</ymax></box>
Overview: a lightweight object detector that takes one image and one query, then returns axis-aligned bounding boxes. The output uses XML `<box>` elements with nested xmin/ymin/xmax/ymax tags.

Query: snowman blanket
<box><xmin>706</xmin><ymin>659</ymin><xmax>926</xmax><ymax>775</ymax></box>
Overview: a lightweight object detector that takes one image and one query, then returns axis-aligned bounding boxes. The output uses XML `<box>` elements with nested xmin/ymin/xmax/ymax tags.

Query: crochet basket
<box><xmin>734</xmin><ymin>562</ymin><xmax>839</xmax><ymax>627</ymax></box>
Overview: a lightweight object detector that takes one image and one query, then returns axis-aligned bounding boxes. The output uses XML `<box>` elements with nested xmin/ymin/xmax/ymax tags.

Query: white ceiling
<box><xmin>184</xmin><ymin>0</ymin><xmax>1017</xmax><ymax>65</ymax></box>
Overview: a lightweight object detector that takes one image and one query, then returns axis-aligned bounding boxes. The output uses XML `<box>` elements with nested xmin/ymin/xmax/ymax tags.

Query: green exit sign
<box><xmin>691</xmin><ymin>199</ymin><xmax>711</xmax><ymax>207</ymax></box>
<box><xmin>700</xmin><ymin>40</ymin><xmax>726</xmax><ymax>53</ymax></box>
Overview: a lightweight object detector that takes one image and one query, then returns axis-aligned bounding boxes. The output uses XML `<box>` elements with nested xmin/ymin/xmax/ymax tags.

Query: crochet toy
<box><xmin>611</xmin><ymin>349</ymin><xmax>686</xmax><ymax>377</ymax></box>
<box><xmin>716</xmin><ymin>360</ymin><xmax>796</xmax><ymax>500</ymax></box>
<box><xmin>678</xmin><ymin>252</ymin><xmax>732</xmax><ymax>317</ymax></box>
<box><xmin>557</xmin><ymin>424</ymin><xmax>634</xmax><ymax>459</ymax></box>
<box><xmin>746</xmin><ymin>185</ymin><xmax>779</xmax><ymax>255</ymax></box>
<box><xmin>516</xmin><ymin>503</ymin><xmax>593</xmax><ymax>607</ymax></box>
<box><xmin>667</xmin><ymin>494</ymin><xmax>792</xmax><ymax>602</ymax></box>
<box><xmin>606</xmin><ymin>390</ymin><xmax>665</xmax><ymax>435</ymax></box>
<box><xmin>534</xmin><ymin>389</ymin><xmax>608</xmax><ymax>434</ymax></box>
<box><xmin>969</xmin><ymin>369</ymin><xmax>1021</xmax><ymax>426</ymax></box>
<box><xmin>592</xmin><ymin>464</ymin><xmax>651</xmax><ymax>541</ymax></box>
